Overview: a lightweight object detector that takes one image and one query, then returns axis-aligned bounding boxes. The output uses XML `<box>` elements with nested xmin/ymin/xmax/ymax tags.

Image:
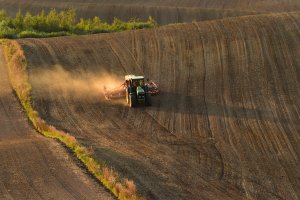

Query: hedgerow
<box><xmin>0</xmin><ymin>9</ymin><xmax>158</xmax><ymax>38</ymax></box>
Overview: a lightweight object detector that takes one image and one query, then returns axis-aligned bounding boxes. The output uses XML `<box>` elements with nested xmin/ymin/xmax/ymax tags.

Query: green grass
<box><xmin>0</xmin><ymin>39</ymin><xmax>145</xmax><ymax>200</ymax></box>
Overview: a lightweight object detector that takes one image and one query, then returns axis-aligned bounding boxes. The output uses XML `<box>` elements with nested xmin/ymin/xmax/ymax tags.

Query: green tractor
<box><xmin>104</xmin><ymin>74</ymin><xmax>158</xmax><ymax>107</ymax></box>
<box><xmin>125</xmin><ymin>75</ymin><xmax>151</xmax><ymax>107</ymax></box>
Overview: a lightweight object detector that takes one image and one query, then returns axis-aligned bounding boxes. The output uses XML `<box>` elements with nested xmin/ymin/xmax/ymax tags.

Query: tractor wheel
<box><xmin>126</xmin><ymin>88</ymin><xmax>129</xmax><ymax>104</ymax></box>
<box><xmin>145</xmin><ymin>93</ymin><xmax>152</xmax><ymax>106</ymax></box>
<box><xmin>129</xmin><ymin>94</ymin><xmax>137</xmax><ymax>107</ymax></box>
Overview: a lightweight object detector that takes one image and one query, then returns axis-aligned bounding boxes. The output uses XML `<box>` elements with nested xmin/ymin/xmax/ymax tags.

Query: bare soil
<box><xmin>0</xmin><ymin>49</ymin><xmax>115</xmax><ymax>200</ymax></box>
<box><xmin>18</xmin><ymin>12</ymin><xmax>300</xmax><ymax>200</ymax></box>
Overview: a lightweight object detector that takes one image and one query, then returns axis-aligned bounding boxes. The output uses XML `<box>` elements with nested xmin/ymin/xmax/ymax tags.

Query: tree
<box><xmin>92</xmin><ymin>16</ymin><xmax>102</xmax><ymax>28</ymax></box>
<box><xmin>76</xmin><ymin>18</ymin><xmax>85</xmax><ymax>31</ymax></box>
<box><xmin>23</xmin><ymin>12</ymin><xmax>35</xmax><ymax>30</ymax></box>
<box><xmin>46</xmin><ymin>9</ymin><xmax>60</xmax><ymax>32</ymax></box>
<box><xmin>59</xmin><ymin>8</ymin><xmax>76</xmax><ymax>31</ymax></box>
<box><xmin>75</xmin><ymin>18</ymin><xmax>92</xmax><ymax>32</ymax></box>
<box><xmin>112</xmin><ymin>17</ymin><xmax>126</xmax><ymax>31</ymax></box>
<box><xmin>13</xmin><ymin>10</ymin><xmax>24</xmax><ymax>31</ymax></box>
<box><xmin>35</xmin><ymin>10</ymin><xmax>46</xmax><ymax>31</ymax></box>
<box><xmin>84</xmin><ymin>19</ymin><xmax>92</xmax><ymax>32</ymax></box>
<box><xmin>0</xmin><ymin>9</ymin><xmax>9</xmax><ymax>22</ymax></box>
<box><xmin>147</xmin><ymin>16</ymin><xmax>158</xmax><ymax>28</ymax></box>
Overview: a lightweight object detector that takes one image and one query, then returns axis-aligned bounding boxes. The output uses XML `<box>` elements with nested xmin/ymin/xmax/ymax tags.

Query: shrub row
<box><xmin>0</xmin><ymin>9</ymin><xmax>158</xmax><ymax>38</ymax></box>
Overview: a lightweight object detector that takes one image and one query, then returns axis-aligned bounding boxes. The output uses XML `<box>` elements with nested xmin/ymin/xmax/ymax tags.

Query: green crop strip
<box><xmin>0</xmin><ymin>8</ymin><xmax>158</xmax><ymax>39</ymax></box>
<box><xmin>0</xmin><ymin>39</ymin><xmax>145</xmax><ymax>200</ymax></box>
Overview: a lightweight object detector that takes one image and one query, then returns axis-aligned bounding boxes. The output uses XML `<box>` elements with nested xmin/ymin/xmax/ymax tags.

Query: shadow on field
<box><xmin>148</xmin><ymin>92</ymin><xmax>300</xmax><ymax>125</ymax></box>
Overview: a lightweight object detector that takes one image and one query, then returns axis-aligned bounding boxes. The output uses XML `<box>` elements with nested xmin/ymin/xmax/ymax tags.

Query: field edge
<box><xmin>0</xmin><ymin>39</ymin><xmax>145</xmax><ymax>200</ymax></box>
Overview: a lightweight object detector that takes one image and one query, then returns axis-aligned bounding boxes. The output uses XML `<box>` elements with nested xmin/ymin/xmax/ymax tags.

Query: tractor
<box><xmin>104</xmin><ymin>75</ymin><xmax>159</xmax><ymax>107</ymax></box>
<box><xmin>124</xmin><ymin>75</ymin><xmax>151</xmax><ymax>107</ymax></box>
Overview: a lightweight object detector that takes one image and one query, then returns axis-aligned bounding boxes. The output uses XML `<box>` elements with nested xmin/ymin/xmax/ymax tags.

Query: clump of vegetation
<box><xmin>0</xmin><ymin>39</ymin><xmax>145</xmax><ymax>200</ymax></box>
<box><xmin>0</xmin><ymin>9</ymin><xmax>158</xmax><ymax>38</ymax></box>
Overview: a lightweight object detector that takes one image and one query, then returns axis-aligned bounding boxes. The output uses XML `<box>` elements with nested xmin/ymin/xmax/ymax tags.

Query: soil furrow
<box><xmin>18</xmin><ymin>12</ymin><xmax>300</xmax><ymax>199</ymax></box>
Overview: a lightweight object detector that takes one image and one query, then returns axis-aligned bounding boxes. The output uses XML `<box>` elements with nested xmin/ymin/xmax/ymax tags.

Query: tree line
<box><xmin>0</xmin><ymin>8</ymin><xmax>158</xmax><ymax>38</ymax></box>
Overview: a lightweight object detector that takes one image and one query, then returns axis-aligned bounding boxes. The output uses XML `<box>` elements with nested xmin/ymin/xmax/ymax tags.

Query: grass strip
<box><xmin>0</xmin><ymin>39</ymin><xmax>145</xmax><ymax>200</ymax></box>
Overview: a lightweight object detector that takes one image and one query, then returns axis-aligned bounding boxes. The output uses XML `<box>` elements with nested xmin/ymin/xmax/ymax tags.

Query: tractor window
<box><xmin>132</xmin><ymin>79</ymin><xmax>144</xmax><ymax>87</ymax></box>
<box><xmin>133</xmin><ymin>80</ymin><xmax>140</xmax><ymax>87</ymax></box>
<box><xmin>139</xmin><ymin>80</ymin><xmax>144</xmax><ymax>86</ymax></box>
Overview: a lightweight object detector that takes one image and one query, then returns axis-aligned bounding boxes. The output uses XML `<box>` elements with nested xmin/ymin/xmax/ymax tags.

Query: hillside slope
<box><xmin>19</xmin><ymin>12</ymin><xmax>300</xmax><ymax>199</ymax></box>
<box><xmin>1</xmin><ymin>0</ymin><xmax>299</xmax><ymax>24</ymax></box>
<box><xmin>0</xmin><ymin>49</ymin><xmax>114</xmax><ymax>199</ymax></box>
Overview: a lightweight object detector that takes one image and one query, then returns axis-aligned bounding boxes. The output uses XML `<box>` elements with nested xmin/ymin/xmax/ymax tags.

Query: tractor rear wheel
<box><xmin>129</xmin><ymin>93</ymin><xmax>137</xmax><ymax>107</ymax></box>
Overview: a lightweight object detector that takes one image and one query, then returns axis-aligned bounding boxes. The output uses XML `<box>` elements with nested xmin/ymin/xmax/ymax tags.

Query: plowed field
<box><xmin>18</xmin><ymin>12</ymin><xmax>300</xmax><ymax>200</ymax></box>
<box><xmin>2</xmin><ymin>0</ymin><xmax>299</xmax><ymax>24</ymax></box>
<box><xmin>0</xmin><ymin>49</ymin><xmax>114</xmax><ymax>199</ymax></box>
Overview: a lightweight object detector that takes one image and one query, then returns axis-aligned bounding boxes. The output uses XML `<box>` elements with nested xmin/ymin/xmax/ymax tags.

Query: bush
<box><xmin>0</xmin><ymin>27</ymin><xmax>17</xmax><ymax>39</ymax></box>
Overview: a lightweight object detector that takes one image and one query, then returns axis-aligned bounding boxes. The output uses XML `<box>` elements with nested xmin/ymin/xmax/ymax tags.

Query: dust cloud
<box><xmin>31</xmin><ymin>65</ymin><xmax>124</xmax><ymax>101</ymax></box>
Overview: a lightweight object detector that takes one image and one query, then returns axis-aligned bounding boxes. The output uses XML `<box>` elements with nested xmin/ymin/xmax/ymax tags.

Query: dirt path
<box><xmin>19</xmin><ymin>12</ymin><xmax>300</xmax><ymax>200</ymax></box>
<box><xmin>0</xmin><ymin>48</ymin><xmax>114</xmax><ymax>199</ymax></box>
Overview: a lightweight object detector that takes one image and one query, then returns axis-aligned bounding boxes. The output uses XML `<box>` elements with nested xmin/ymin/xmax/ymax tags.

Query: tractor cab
<box><xmin>103</xmin><ymin>74</ymin><xmax>158</xmax><ymax>107</ymax></box>
<box><xmin>125</xmin><ymin>75</ymin><xmax>151</xmax><ymax>107</ymax></box>
<box><xmin>125</xmin><ymin>75</ymin><xmax>145</xmax><ymax>90</ymax></box>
